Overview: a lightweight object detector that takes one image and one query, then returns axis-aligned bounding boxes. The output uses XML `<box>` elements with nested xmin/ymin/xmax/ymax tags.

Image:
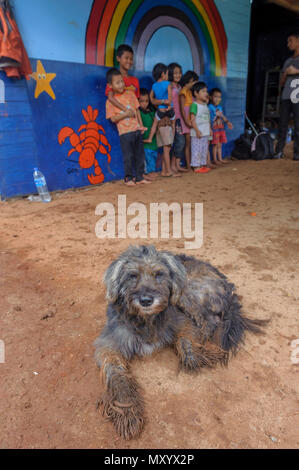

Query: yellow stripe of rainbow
<box><xmin>105</xmin><ymin>0</ymin><xmax>224</xmax><ymax>76</ymax></box>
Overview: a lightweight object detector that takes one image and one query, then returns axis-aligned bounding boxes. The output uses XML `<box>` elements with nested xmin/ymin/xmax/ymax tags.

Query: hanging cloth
<box><xmin>0</xmin><ymin>0</ymin><xmax>32</xmax><ymax>79</ymax></box>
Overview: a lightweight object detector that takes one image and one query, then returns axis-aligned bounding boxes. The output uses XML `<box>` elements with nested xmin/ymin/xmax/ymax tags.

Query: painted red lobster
<box><xmin>58</xmin><ymin>105</ymin><xmax>111</xmax><ymax>184</ymax></box>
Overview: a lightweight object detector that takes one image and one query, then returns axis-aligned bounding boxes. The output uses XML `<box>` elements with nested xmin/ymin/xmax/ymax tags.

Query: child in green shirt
<box><xmin>139</xmin><ymin>88</ymin><xmax>158</xmax><ymax>179</ymax></box>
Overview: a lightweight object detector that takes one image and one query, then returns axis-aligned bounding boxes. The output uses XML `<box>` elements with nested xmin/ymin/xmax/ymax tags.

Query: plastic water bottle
<box><xmin>33</xmin><ymin>168</ymin><xmax>51</xmax><ymax>202</ymax></box>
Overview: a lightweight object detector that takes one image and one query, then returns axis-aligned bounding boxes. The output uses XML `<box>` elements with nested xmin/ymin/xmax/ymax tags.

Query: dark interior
<box><xmin>246</xmin><ymin>0</ymin><xmax>299</xmax><ymax>125</ymax></box>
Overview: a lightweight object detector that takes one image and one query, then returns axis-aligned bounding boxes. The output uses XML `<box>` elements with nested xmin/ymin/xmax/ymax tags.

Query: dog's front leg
<box><xmin>95</xmin><ymin>346</ymin><xmax>144</xmax><ymax>440</ymax></box>
<box><xmin>174</xmin><ymin>323</ymin><xmax>228</xmax><ymax>371</ymax></box>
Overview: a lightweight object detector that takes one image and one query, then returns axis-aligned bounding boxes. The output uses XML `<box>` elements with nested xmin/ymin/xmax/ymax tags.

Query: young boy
<box><xmin>190</xmin><ymin>81</ymin><xmax>212</xmax><ymax>173</ymax></box>
<box><xmin>105</xmin><ymin>68</ymin><xmax>150</xmax><ymax>186</ymax></box>
<box><xmin>208</xmin><ymin>87</ymin><xmax>233</xmax><ymax>165</ymax></box>
<box><xmin>105</xmin><ymin>44</ymin><xmax>140</xmax><ymax>117</ymax></box>
<box><xmin>139</xmin><ymin>88</ymin><xmax>158</xmax><ymax>180</ymax></box>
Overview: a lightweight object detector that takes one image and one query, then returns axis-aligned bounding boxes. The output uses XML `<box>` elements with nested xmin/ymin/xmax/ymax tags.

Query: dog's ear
<box><xmin>160</xmin><ymin>251</ymin><xmax>187</xmax><ymax>304</ymax></box>
<box><xmin>104</xmin><ymin>257</ymin><xmax>126</xmax><ymax>302</ymax></box>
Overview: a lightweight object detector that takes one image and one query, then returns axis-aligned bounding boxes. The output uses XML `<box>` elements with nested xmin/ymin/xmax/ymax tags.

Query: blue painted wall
<box><xmin>0</xmin><ymin>76</ymin><xmax>40</xmax><ymax>198</ymax></box>
<box><xmin>144</xmin><ymin>27</ymin><xmax>194</xmax><ymax>73</ymax></box>
<box><xmin>11</xmin><ymin>0</ymin><xmax>93</xmax><ymax>64</ymax></box>
<box><xmin>0</xmin><ymin>1</ymin><xmax>251</xmax><ymax>198</ymax></box>
<box><xmin>0</xmin><ymin>64</ymin><xmax>233</xmax><ymax>198</ymax></box>
<box><xmin>215</xmin><ymin>0</ymin><xmax>251</xmax><ymax>78</ymax></box>
<box><xmin>214</xmin><ymin>0</ymin><xmax>251</xmax><ymax>143</ymax></box>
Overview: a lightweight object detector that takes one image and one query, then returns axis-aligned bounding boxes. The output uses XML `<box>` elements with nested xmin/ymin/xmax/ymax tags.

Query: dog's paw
<box><xmin>100</xmin><ymin>375</ymin><xmax>145</xmax><ymax>440</ymax></box>
<box><xmin>176</xmin><ymin>338</ymin><xmax>201</xmax><ymax>372</ymax></box>
<box><xmin>177</xmin><ymin>338</ymin><xmax>228</xmax><ymax>371</ymax></box>
<box><xmin>113</xmin><ymin>402</ymin><xmax>144</xmax><ymax>440</ymax></box>
<box><xmin>102</xmin><ymin>395</ymin><xmax>144</xmax><ymax>440</ymax></box>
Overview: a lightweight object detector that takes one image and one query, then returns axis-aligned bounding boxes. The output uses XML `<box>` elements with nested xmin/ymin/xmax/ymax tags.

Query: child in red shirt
<box><xmin>105</xmin><ymin>44</ymin><xmax>140</xmax><ymax>117</ymax></box>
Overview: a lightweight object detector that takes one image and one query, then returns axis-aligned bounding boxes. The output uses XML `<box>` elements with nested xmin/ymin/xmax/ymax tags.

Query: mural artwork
<box><xmin>58</xmin><ymin>105</ymin><xmax>112</xmax><ymax>185</ymax></box>
<box><xmin>0</xmin><ymin>1</ymin><xmax>252</xmax><ymax>199</ymax></box>
<box><xmin>85</xmin><ymin>0</ymin><xmax>227</xmax><ymax>76</ymax></box>
<box><xmin>31</xmin><ymin>59</ymin><xmax>56</xmax><ymax>99</ymax></box>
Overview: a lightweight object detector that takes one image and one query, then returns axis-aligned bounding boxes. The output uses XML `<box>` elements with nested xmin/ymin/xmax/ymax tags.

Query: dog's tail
<box><xmin>219</xmin><ymin>293</ymin><xmax>269</xmax><ymax>354</ymax></box>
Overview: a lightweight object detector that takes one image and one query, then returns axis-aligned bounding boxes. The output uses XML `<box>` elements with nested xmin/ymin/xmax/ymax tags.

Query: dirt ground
<box><xmin>1</xmin><ymin>144</ymin><xmax>298</xmax><ymax>449</ymax></box>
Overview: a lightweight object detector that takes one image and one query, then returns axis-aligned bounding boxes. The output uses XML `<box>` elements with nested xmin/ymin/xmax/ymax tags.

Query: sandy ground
<box><xmin>1</xmin><ymin>145</ymin><xmax>299</xmax><ymax>449</ymax></box>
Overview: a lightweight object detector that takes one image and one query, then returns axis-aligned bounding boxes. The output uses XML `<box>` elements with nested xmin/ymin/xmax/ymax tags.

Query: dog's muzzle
<box><xmin>128</xmin><ymin>286</ymin><xmax>170</xmax><ymax>316</ymax></box>
<box><xmin>139</xmin><ymin>294</ymin><xmax>154</xmax><ymax>307</ymax></box>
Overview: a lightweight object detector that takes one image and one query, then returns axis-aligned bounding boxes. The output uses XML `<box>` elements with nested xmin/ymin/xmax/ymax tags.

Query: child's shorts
<box><xmin>211</xmin><ymin>127</ymin><xmax>227</xmax><ymax>145</ymax></box>
<box><xmin>156</xmin><ymin>108</ymin><xmax>175</xmax><ymax>121</ymax></box>
<box><xmin>156</xmin><ymin>125</ymin><xmax>174</xmax><ymax>147</ymax></box>
<box><xmin>144</xmin><ymin>148</ymin><xmax>158</xmax><ymax>174</ymax></box>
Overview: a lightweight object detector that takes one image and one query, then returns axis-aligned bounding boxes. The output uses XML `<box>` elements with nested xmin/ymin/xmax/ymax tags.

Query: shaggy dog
<box><xmin>94</xmin><ymin>245</ymin><xmax>265</xmax><ymax>440</ymax></box>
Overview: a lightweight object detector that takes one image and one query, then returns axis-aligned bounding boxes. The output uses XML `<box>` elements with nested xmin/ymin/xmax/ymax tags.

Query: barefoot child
<box><xmin>144</xmin><ymin>63</ymin><xmax>179</xmax><ymax>177</ymax></box>
<box><xmin>139</xmin><ymin>88</ymin><xmax>158</xmax><ymax>180</ymax></box>
<box><xmin>105</xmin><ymin>68</ymin><xmax>151</xmax><ymax>186</ymax></box>
<box><xmin>179</xmin><ymin>71</ymin><xmax>199</xmax><ymax>169</ymax></box>
<box><xmin>208</xmin><ymin>88</ymin><xmax>233</xmax><ymax>164</ymax></box>
<box><xmin>190</xmin><ymin>81</ymin><xmax>212</xmax><ymax>173</ymax></box>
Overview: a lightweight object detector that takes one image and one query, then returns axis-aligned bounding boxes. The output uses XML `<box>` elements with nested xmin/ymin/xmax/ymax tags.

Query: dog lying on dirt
<box><xmin>94</xmin><ymin>245</ymin><xmax>265</xmax><ymax>440</ymax></box>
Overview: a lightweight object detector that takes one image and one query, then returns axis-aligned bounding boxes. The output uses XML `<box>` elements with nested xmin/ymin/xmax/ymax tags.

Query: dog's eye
<box><xmin>128</xmin><ymin>273</ymin><xmax>138</xmax><ymax>281</ymax></box>
<box><xmin>155</xmin><ymin>271</ymin><xmax>164</xmax><ymax>279</ymax></box>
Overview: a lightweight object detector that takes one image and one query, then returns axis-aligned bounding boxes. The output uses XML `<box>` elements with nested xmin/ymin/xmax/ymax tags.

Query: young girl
<box><xmin>190</xmin><ymin>81</ymin><xmax>212</xmax><ymax>173</ymax></box>
<box><xmin>139</xmin><ymin>88</ymin><xmax>158</xmax><ymax>180</ymax></box>
<box><xmin>179</xmin><ymin>71</ymin><xmax>199</xmax><ymax>170</ymax></box>
<box><xmin>168</xmin><ymin>62</ymin><xmax>188</xmax><ymax>174</ymax></box>
<box><xmin>208</xmin><ymin>88</ymin><xmax>233</xmax><ymax>164</ymax></box>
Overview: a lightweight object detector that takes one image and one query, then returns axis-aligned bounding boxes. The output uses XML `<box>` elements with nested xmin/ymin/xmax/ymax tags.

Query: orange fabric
<box><xmin>179</xmin><ymin>87</ymin><xmax>193</xmax><ymax>107</ymax></box>
<box><xmin>0</xmin><ymin>6</ymin><xmax>32</xmax><ymax>79</ymax></box>
<box><xmin>0</xmin><ymin>8</ymin><xmax>22</xmax><ymax>62</ymax></box>
<box><xmin>106</xmin><ymin>90</ymin><xmax>140</xmax><ymax>136</ymax></box>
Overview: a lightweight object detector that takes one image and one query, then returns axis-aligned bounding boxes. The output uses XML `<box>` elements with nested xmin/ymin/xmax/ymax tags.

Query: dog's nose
<box><xmin>139</xmin><ymin>295</ymin><xmax>154</xmax><ymax>307</ymax></box>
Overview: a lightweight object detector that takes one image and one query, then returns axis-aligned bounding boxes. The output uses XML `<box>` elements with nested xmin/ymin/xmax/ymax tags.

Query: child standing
<box><xmin>150</xmin><ymin>63</ymin><xmax>175</xmax><ymax>120</ymax></box>
<box><xmin>168</xmin><ymin>62</ymin><xmax>188</xmax><ymax>174</ymax></box>
<box><xmin>144</xmin><ymin>63</ymin><xmax>178</xmax><ymax>177</ymax></box>
<box><xmin>105</xmin><ymin>44</ymin><xmax>140</xmax><ymax>116</ymax></box>
<box><xmin>190</xmin><ymin>81</ymin><xmax>212</xmax><ymax>173</ymax></box>
<box><xmin>105</xmin><ymin>68</ymin><xmax>150</xmax><ymax>186</ymax></box>
<box><xmin>139</xmin><ymin>88</ymin><xmax>158</xmax><ymax>179</ymax></box>
<box><xmin>208</xmin><ymin>88</ymin><xmax>233</xmax><ymax>165</ymax></box>
<box><xmin>179</xmin><ymin>71</ymin><xmax>199</xmax><ymax>170</ymax></box>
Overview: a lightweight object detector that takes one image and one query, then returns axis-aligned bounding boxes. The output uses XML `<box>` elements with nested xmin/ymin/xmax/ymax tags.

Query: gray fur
<box><xmin>94</xmin><ymin>245</ymin><xmax>266</xmax><ymax>440</ymax></box>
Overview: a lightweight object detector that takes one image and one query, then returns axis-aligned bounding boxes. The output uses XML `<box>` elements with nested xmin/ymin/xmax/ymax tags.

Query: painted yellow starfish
<box><xmin>31</xmin><ymin>60</ymin><xmax>56</xmax><ymax>100</ymax></box>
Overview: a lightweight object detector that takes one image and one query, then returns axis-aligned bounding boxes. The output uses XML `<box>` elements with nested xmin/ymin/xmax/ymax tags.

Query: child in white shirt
<box><xmin>189</xmin><ymin>81</ymin><xmax>213</xmax><ymax>173</ymax></box>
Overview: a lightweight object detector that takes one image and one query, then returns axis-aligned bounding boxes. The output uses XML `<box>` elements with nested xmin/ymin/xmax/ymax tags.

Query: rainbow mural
<box><xmin>85</xmin><ymin>0</ymin><xmax>227</xmax><ymax>76</ymax></box>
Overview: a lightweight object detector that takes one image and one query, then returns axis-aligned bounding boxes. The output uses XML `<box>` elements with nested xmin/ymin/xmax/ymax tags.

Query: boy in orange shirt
<box><xmin>106</xmin><ymin>68</ymin><xmax>150</xmax><ymax>186</ymax></box>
